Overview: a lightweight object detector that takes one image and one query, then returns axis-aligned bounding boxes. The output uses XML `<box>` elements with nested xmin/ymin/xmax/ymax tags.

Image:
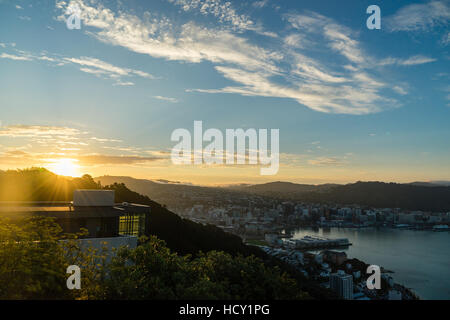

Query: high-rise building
<box><xmin>330</xmin><ymin>270</ymin><xmax>353</xmax><ymax>300</ymax></box>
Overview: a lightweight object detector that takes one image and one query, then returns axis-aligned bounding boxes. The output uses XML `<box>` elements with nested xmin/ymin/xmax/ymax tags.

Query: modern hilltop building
<box><xmin>0</xmin><ymin>189</ymin><xmax>151</xmax><ymax>250</ymax></box>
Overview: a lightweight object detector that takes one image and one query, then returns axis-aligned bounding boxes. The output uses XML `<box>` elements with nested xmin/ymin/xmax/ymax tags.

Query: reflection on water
<box><xmin>292</xmin><ymin>227</ymin><xmax>450</xmax><ymax>300</ymax></box>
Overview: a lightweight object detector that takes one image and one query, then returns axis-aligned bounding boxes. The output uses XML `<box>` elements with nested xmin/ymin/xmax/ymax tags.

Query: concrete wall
<box><xmin>76</xmin><ymin>235</ymin><xmax>138</xmax><ymax>261</ymax></box>
<box><xmin>73</xmin><ymin>190</ymin><xmax>115</xmax><ymax>207</ymax></box>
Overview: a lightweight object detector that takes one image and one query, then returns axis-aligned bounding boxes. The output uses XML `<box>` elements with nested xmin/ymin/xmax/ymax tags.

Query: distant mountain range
<box><xmin>409</xmin><ymin>181</ymin><xmax>450</xmax><ymax>187</ymax></box>
<box><xmin>229</xmin><ymin>181</ymin><xmax>339</xmax><ymax>195</ymax></box>
<box><xmin>95</xmin><ymin>176</ymin><xmax>450</xmax><ymax>212</ymax></box>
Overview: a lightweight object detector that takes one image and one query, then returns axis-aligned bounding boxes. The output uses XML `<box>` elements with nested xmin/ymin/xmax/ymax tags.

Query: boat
<box><xmin>432</xmin><ymin>225</ymin><xmax>449</xmax><ymax>232</ymax></box>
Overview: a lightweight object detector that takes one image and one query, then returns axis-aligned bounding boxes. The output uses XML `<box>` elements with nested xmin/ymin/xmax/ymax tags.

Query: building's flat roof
<box><xmin>0</xmin><ymin>202</ymin><xmax>150</xmax><ymax>218</ymax></box>
<box><xmin>0</xmin><ymin>206</ymin><xmax>72</xmax><ymax>213</ymax></box>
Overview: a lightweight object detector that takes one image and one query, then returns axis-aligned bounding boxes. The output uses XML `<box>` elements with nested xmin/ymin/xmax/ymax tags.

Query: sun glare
<box><xmin>47</xmin><ymin>158</ymin><xmax>80</xmax><ymax>177</ymax></box>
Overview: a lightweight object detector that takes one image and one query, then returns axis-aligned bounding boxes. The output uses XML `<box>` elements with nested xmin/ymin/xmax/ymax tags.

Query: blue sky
<box><xmin>0</xmin><ymin>0</ymin><xmax>449</xmax><ymax>185</ymax></box>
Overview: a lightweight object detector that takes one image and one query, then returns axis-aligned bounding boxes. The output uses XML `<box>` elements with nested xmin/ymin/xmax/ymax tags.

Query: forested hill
<box><xmin>0</xmin><ymin>168</ymin><xmax>338</xmax><ymax>299</ymax></box>
<box><xmin>96</xmin><ymin>175</ymin><xmax>450</xmax><ymax>212</ymax></box>
<box><xmin>299</xmin><ymin>182</ymin><xmax>450</xmax><ymax>212</ymax></box>
<box><xmin>238</xmin><ymin>181</ymin><xmax>450</xmax><ymax>212</ymax></box>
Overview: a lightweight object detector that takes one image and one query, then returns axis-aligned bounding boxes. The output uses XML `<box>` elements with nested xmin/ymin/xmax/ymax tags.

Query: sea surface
<box><xmin>292</xmin><ymin>227</ymin><xmax>450</xmax><ymax>300</ymax></box>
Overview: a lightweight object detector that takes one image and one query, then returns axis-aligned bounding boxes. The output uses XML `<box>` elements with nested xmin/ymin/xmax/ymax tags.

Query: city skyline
<box><xmin>1</xmin><ymin>0</ymin><xmax>449</xmax><ymax>185</ymax></box>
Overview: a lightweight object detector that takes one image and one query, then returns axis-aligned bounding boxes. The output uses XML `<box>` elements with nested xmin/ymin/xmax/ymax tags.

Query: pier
<box><xmin>282</xmin><ymin>235</ymin><xmax>351</xmax><ymax>250</ymax></box>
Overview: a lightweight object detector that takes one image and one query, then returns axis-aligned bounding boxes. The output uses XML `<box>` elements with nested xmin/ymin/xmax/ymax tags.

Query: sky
<box><xmin>0</xmin><ymin>0</ymin><xmax>449</xmax><ymax>185</ymax></box>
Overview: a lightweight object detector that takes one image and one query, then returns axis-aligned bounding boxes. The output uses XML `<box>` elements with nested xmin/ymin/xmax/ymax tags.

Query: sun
<box><xmin>47</xmin><ymin>158</ymin><xmax>81</xmax><ymax>177</ymax></box>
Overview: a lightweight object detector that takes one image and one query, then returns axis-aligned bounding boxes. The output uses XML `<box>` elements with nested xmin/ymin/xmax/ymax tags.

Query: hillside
<box><xmin>0</xmin><ymin>168</ymin><xmax>336</xmax><ymax>299</ymax></box>
<box><xmin>96</xmin><ymin>175</ymin><xmax>238</xmax><ymax>206</ymax></box>
<box><xmin>299</xmin><ymin>181</ymin><xmax>450</xmax><ymax>212</ymax></box>
<box><xmin>0</xmin><ymin>169</ymin><xmax>255</xmax><ymax>256</ymax></box>
<box><xmin>237</xmin><ymin>181</ymin><xmax>450</xmax><ymax>212</ymax></box>
<box><xmin>232</xmin><ymin>181</ymin><xmax>340</xmax><ymax>197</ymax></box>
<box><xmin>96</xmin><ymin>176</ymin><xmax>450</xmax><ymax>212</ymax></box>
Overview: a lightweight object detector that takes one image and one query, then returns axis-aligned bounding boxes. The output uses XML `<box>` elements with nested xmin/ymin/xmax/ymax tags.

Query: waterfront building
<box><xmin>323</xmin><ymin>250</ymin><xmax>348</xmax><ymax>266</ymax></box>
<box><xmin>432</xmin><ymin>224</ymin><xmax>449</xmax><ymax>231</ymax></box>
<box><xmin>330</xmin><ymin>270</ymin><xmax>353</xmax><ymax>300</ymax></box>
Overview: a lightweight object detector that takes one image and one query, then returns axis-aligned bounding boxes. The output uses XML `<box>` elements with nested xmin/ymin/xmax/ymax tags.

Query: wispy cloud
<box><xmin>392</xmin><ymin>86</ymin><xmax>408</xmax><ymax>95</ymax></box>
<box><xmin>307</xmin><ymin>157</ymin><xmax>346</xmax><ymax>166</ymax></box>
<box><xmin>169</xmin><ymin>0</ymin><xmax>254</xmax><ymax>31</ymax></box>
<box><xmin>252</xmin><ymin>0</ymin><xmax>268</xmax><ymax>9</ymax></box>
<box><xmin>0</xmin><ymin>124</ymin><xmax>167</xmax><ymax>168</ymax></box>
<box><xmin>169</xmin><ymin>0</ymin><xmax>273</xmax><ymax>36</ymax></box>
<box><xmin>441</xmin><ymin>32</ymin><xmax>450</xmax><ymax>46</ymax></box>
<box><xmin>52</xmin><ymin>1</ymin><xmax>430</xmax><ymax>115</ymax></box>
<box><xmin>0</xmin><ymin>150</ymin><xmax>164</xmax><ymax>167</ymax></box>
<box><xmin>0</xmin><ymin>46</ymin><xmax>156</xmax><ymax>86</ymax></box>
<box><xmin>379</xmin><ymin>55</ymin><xmax>437</xmax><ymax>66</ymax></box>
<box><xmin>90</xmin><ymin>137</ymin><xmax>122</xmax><ymax>143</ymax></box>
<box><xmin>57</xmin><ymin>1</ymin><xmax>280</xmax><ymax>72</ymax></box>
<box><xmin>64</xmin><ymin>56</ymin><xmax>155</xmax><ymax>80</ymax></box>
<box><xmin>75</xmin><ymin>154</ymin><xmax>162</xmax><ymax>165</ymax></box>
<box><xmin>385</xmin><ymin>0</ymin><xmax>450</xmax><ymax>32</ymax></box>
<box><xmin>0</xmin><ymin>52</ymin><xmax>32</xmax><ymax>61</ymax></box>
<box><xmin>0</xmin><ymin>125</ymin><xmax>81</xmax><ymax>138</ymax></box>
<box><xmin>153</xmin><ymin>95</ymin><xmax>179</xmax><ymax>103</ymax></box>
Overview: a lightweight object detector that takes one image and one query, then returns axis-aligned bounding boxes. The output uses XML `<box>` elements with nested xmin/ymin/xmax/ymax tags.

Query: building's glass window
<box><xmin>119</xmin><ymin>214</ymin><xmax>145</xmax><ymax>236</ymax></box>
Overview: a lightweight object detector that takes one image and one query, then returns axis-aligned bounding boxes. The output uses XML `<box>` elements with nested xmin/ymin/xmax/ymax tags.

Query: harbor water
<box><xmin>292</xmin><ymin>227</ymin><xmax>450</xmax><ymax>300</ymax></box>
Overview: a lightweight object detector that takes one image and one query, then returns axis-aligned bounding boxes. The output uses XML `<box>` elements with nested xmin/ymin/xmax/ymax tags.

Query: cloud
<box><xmin>56</xmin><ymin>1</ymin><xmax>280</xmax><ymax>72</ymax></box>
<box><xmin>153</xmin><ymin>95</ymin><xmax>179</xmax><ymax>103</ymax></box>
<box><xmin>0</xmin><ymin>125</ymin><xmax>81</xmax><ymax>138</ymax></box>
<box><xmin>63</xmin><ymin>56</ymin><xmax>155</xmax><ymax>84</ymax></box>
<box><xmin>379</xmin><ymin>55</ymin><xmax>437</xmax><ymax>66</ymax></box>
<box><xmin>0</xmin><ymin>53</ymin><xmax>32</xmax><ymax>61</ymax></box>
<box><xmin>90</xmin><ymin>137</ymin><xmax>123</xmax><ymax>143</ymax></box>
<box><xmin>170</xmin><ymin>0</ymin><xmax>254</xmax><ymax>30</ymax></box>
<box><xmin>169</xmin><ymin>0</ymin><xmax>271</xmax><ymax>35</ymax></box>
<box><xmin>113</xmin><ymin>81</ymin><xmax>134</xmax><ymax>86</ymax></box>
<box><xmin>0</xmin><ymin>150</ymin><xmax>163</xmax><ymax>167</ymax></box>
<box><xmin>52</xmin><ymin>1</ymin><xmax>421</xmax><ymax>114</ymax></box>
<box><xmin>0</xmin><ymin>125</ymin><xmax>127</xmax><ymax>152</ymax></box>
<box><xmin>0</xmin><ymin>46</ymin><xmax>156</xmax><ymax>85</ymax></box>
<box><xmin>285</xmin><ymin>11</ymin><xmax>367</xmax><ymax>66</ymax></box>
<box><xmin>392</xmin><ymin>86</ymin><xmax>408</xmax><ymax>95</ymax></box>
<box><xmin>323</xmin><ymin>25</ymin><xmax>366</xmax><ymax>65</ymax></box>
<box><xmin>64</xmin><ymin>56</ymin><xmax>155</xmax><ymax>79</ymax></box>
<box><xmin>283</xmin><ymin>34</ymin><xmax>310</xmax><ymax>49</ymax></box>
<box><xmin>192</xmin><ymin>66</ymin><xmax>384</xmax><ymax>114</ymax></box>
<box><xmin>442</xmin><ymin>32</ymin><xmax>450</xmax><ymax>46</ymax></box>
<box><xmin>0</xmin><ymin>124</ymin><xmax>166</xmax><ymax>168</ymax></box>
<box><xmin>307</xmin><ymin>157</ymin><xmax>345</xmax><ymax>166</ymax></box>
<box><xmin>252</xmin><ymin>0</ymin><xmax>268</xmax><ymax>9</ymax></box>
<box><xmin>76</xmin><ymin>154</ymin><xmax>162</xmax><ymax>165</ymax></box>
<box><xmin>293</xmin><ymin>62</ymin><xmax>349</xmax><ymax>84</ymax></box>
<box><xmin>385</xmin><ymin>0</ymin><xmax>450</xmax><ymax>32</ymax></box>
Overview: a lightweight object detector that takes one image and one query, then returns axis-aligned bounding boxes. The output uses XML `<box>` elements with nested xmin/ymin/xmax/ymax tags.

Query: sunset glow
<box><xmin>46</xmin><ymin>158</ymin><xmax>80</xmax><ymax>177</ymax></box>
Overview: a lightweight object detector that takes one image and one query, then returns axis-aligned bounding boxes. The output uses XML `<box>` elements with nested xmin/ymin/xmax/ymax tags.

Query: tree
<box><xmin>102</xmin><ymin>236</ymin><xmax>308</xmax><ymax>300</ymax></box>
